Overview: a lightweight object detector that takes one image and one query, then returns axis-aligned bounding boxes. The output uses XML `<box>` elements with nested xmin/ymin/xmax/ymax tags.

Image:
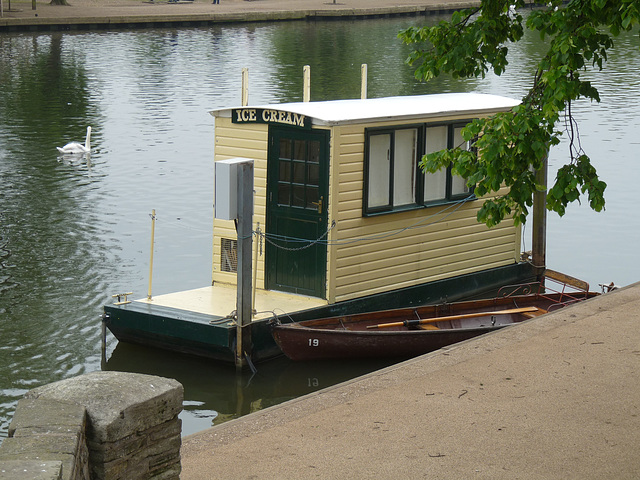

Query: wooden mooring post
<box><xmin>214</xmin><ymin>157</ymin><xmax>255</xmax><ymax>370</ymax></box>
<box><xmin>532</xmin><ymin>156</ymin><xmax>548</xmax><ymax>279</ymax></box>
<box><xmin>235</xmin><ymin>160</ymin><xmax>254</xmax><ymax>370</ymax></box>
<box><xmin>148</xmin><ymin>209</ymin><xmax>156</xmax><ymax>300</ymax></box>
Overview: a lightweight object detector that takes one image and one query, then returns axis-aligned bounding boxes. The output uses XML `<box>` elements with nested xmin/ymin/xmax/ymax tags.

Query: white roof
<box><xmin>210</xmin><ymin>93</ymin><xmax>520</xmax><ymax>126</ymax></box>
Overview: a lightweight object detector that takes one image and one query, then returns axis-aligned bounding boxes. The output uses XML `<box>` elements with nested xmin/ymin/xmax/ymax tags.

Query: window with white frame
<box><xmin>425</xmin><ymin>123</ymin><xmax>473</xmax><ymax>204</ymax></box>
<box><xmin>364</xmin><ymin>121</ymin><xmax>474</xmax><ymax>215</ymax></box>
<box><xmin>364</xmin><ymin>127</ymin><xmax>419</xmax><ymax>213</ymax></box>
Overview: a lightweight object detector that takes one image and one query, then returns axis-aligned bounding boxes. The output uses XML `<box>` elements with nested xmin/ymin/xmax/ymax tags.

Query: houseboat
<box><xmin>103</xmin><ymin>91</ymin><xmax>537</xmax><ymax>367</ymax></box>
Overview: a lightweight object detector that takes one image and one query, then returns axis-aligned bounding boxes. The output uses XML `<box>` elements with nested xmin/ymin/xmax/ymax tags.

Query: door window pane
<box><xmin>293</xmin><ymin>139</ymin><xmax>306</xmax><ymax>161</ymax></box>
<box><xmin>279</xmin><ymin>139</ymin><xmax>291</xmax><ymax>160</ymax></box>
<box><xmin>278</xmin><ymin>183</ymin><xmax>291</xmax><ymax>205</ymax></box>
<box><xmin>278</xmin><ymin>139</ymin><xmax>293</xmax><ymax>206</ymax></box>
<box><xmin>279</xmin><ymin>160</ymin><xmax>291</xmax><ymax>182</ymax></box>
<box><xmin>293</xmin><ymin>161</ymin><xmax>306</xmax><ymax>183</ymax></box>
<box><xmin>307</xmin><ymin>186</ymin><xmax>319</xmax><ymax>209</ymax></box>
<box><xmin>308</xmin><ymin>140</ymin><xmax>320</xmax><ymax>163</ymax></box>
<box><xmin>292</xmin><ymin>185</ymin><xmax>305</xmax><ymax>208</ymax></box>
<box><xmin>308</xmin><ymin>163</ymin><xmax>319</xmax><ymax>186</ymax></box>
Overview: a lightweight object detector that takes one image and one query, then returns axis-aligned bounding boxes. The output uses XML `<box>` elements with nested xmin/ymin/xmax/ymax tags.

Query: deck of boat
<box><xmin>135</xmin><ymin>284</ymin><xmax>328</xmax><ymax>321</ymax></box>
<box><xmin>103</xmin><ymin>284</ymin><xmax>329</xmax><ymax>363</ymax></box>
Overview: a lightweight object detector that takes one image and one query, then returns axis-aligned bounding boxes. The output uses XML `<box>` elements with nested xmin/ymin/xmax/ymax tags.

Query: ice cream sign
<box><xmin>232</xmin><ymin>108</ymin><xmax>310</xmax><ymax>129</ymax></box>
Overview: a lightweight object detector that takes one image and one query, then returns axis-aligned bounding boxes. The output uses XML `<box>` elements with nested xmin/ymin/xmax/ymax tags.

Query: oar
<box><xmin>365</xmin><ymin>306</ymin><xmax>540</xmax><ymax>330</ymax></box>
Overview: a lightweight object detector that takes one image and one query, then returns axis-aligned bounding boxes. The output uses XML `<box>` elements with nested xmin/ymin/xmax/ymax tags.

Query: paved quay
<box><xmin>181</xmin><ymin>283</ymin><xmax>640</xmax><ymax>479</ymax></box>
<box><xmin>0</xmin><ymin>0</ymin><xmax>478</xmax><ymax>29</ymax></box>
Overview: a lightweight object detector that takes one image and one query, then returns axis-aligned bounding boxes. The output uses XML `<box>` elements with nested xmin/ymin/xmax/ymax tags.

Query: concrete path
<box><xmin>1</xmin><ymin>0</ymin><xmax>478</xmax><ymax>27</ymax></box>
<box><xmin>181</xmin><ymin>284</ymin><xmax>640</xmax><ymax>479</ymax></box>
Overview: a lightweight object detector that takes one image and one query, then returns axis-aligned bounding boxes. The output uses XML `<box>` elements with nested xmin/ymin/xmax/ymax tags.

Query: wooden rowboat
<box><xmin>269</xmin><ymin>289</ymin><xmax>599</xmax><ymax>362</ymax></box>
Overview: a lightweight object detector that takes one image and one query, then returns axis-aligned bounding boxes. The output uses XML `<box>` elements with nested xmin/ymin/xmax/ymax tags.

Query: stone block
<box><xmin>23</xmin><ymin>371</ymin><xmax>183</xmax><ymax>480</ymax></box>
<box><xmin>0</xmin><ymin>460</ymin><xmax>62</xmax><ymax>480</ymax></box>
<box><xmin>1</xmin><ymin>396</ymin><xmax>90</xmax><ymax>480</ymax></box>
<box><xmin>0</xmin><ymin>434</ymin><xmax>79</xmax><ymax>456</ymax></box>
<box><xmin>8</xmin><ymin>398</ymin><xmax>86</xmax><ymax>438</ymax></box>
<box><xmin>0</xmin><ymin>437</ymin><xmax>75</xmax><ymax>478</ymax></box>
<box><xmin>25</xmin><ymin>371</ymin><xmax>183</xmax><ymax>444</ymax></box>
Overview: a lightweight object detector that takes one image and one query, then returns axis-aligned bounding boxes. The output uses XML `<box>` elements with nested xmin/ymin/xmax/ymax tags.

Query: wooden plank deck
<box><xmin>135</xmin><ymin>284</ymin><xmax>328</xmax><ymax>321</ymax></box>
<box><xmin>104</xmin><ymin>286</ymin><xmax>326</xmax><ymax>363</ymax></box>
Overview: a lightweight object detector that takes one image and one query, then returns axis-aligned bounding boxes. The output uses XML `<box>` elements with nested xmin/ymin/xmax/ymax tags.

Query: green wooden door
<box><xmin>266</xmin><ymin>126</ymin><xmax>329</xmax><ymax>298</ymax></box>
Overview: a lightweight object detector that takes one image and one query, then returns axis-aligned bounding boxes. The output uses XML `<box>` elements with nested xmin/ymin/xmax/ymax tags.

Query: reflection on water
<box><xmin>0</xmin><ymin>14</ymin><xmax>638</xmax><ymax>440</ymax></box>
<box><xmin>105</xmin><ymin>343</ymin><xmax>404</xmax><ymax>435</ymax></box>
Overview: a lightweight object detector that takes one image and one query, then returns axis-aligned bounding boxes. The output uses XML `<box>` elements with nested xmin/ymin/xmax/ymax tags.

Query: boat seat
<box><xmin>521</xmin><ymin>307</ymin><xmax>548</xmax><ymax>319</ymax></box>
<box><xmin>417</xmin><ymin>324</ymin><xmax>440</xmax><ymax>330</ymax></box>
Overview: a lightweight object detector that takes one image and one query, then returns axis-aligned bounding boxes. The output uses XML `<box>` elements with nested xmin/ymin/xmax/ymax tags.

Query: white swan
<box><xmin>57</xmin><ymin>126</ymin><xmax>91</xmax><ymax>155</ymax></box>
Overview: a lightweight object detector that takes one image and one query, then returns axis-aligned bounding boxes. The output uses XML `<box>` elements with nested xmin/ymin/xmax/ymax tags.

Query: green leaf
<box><xmin>400</xmin><ymin>0</ymin><xmax>634</xmax><ymax>227</ymax></box>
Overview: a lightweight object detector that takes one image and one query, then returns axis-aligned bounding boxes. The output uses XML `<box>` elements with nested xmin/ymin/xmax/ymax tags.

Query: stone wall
<box><xmin>0</xmin><ymin>371</ymin><xmax>183</xmax><ymax>480</ymax></box>
<box><xmin>0</xmin><ymin>397</ymin><xmax>89</xmax><ymax>480</ymax></box>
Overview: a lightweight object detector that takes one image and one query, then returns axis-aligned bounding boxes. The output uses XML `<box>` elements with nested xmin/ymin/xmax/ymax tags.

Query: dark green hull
<box><xmin>103</xmin><ymin>262</ymin><xmax>536</xmax><ymax>364</ymax></box>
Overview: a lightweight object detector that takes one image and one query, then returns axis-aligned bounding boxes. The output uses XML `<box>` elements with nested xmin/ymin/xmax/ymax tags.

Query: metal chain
<box><xmin>258</xmin><ymin>220</ymin><xmax>336</xmax><ymax>252</ymax></box>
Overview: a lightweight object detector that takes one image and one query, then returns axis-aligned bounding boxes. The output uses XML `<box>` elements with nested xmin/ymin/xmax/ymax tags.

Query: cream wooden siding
<box><xmin>211</xmin><ymin>117</ymin><xmax>268</xmax><ymax>288</ymax></box>
<box><xmin>328</xmin><ymin>119</ymin><xmax>521</xmax><ymax>303</ymax></box>
<box><xmin>211</xmin><ymin>112</ymin><xmax>522</xmax><ymax>303</ymax></box>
